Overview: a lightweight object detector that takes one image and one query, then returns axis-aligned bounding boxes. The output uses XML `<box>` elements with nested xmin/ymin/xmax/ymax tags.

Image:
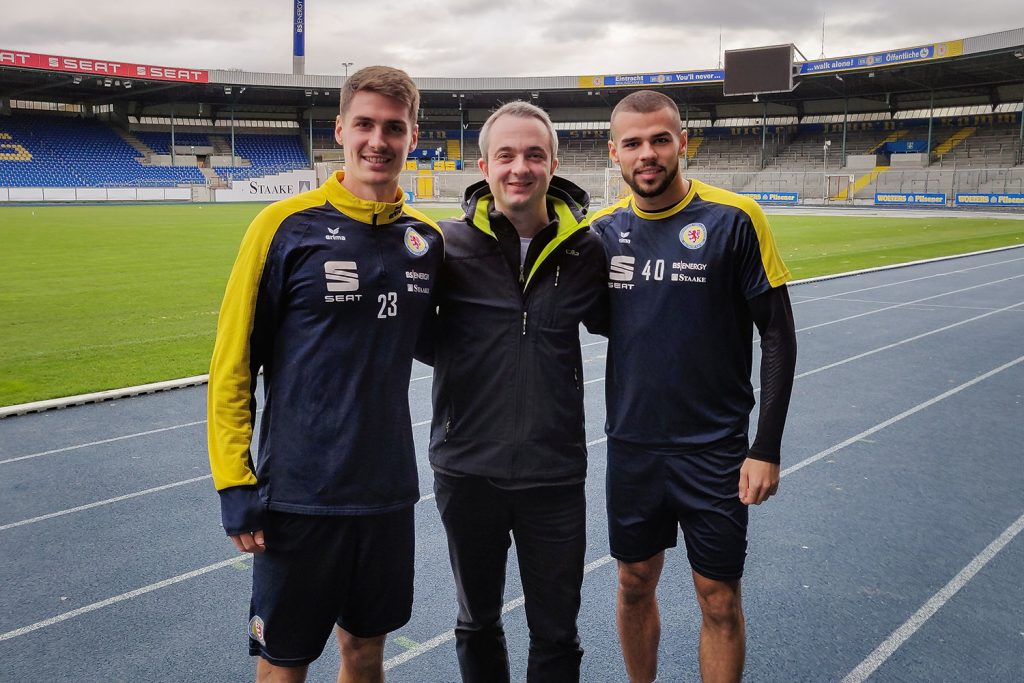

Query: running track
<box><xmin>1</xmin><ymin>247</ymin><xmax>1022</xmax><ymax>682</ymax></box>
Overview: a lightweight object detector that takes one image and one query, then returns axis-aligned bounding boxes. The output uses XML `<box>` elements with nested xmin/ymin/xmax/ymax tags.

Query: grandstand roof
<box><xmin>2</xmin><ymin>28</ymin><xmax>1022</xmax><ymax>123</ymax></box>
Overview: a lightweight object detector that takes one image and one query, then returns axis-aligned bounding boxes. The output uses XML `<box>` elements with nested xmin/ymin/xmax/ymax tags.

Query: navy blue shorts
<box><xmin>247</xmin><ymin>507</ymin><xmax>415</xmax><ymax>666</ymax></box>
<box><xmin>606</xmin><ymin>436</ymin><xmax>749</xmax><ymax>581</ymax></box>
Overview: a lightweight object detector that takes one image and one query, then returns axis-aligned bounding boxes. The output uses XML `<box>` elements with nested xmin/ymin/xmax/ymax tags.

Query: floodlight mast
<box><xmin>823</xmin><ymin>139</ymin><xmax>832</xmax><ymax>202</ymax></box>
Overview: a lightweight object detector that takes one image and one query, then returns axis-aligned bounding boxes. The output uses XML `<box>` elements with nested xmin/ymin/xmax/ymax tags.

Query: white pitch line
<box><xmin>841</xmin><ymin>511</ymin><xmax>1024</xmax><ymax>683</ymax></box>
<box><xmin>0</xmin><ymin>555</ymin><xmax>247</xmax><ymax>643</ymax></box>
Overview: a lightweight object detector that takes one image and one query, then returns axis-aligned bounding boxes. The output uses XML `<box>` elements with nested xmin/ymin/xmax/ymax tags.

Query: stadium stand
<box><xmin>0</xmin><ymin>114</ymin><xmax>311</xmax><ymax>188</ymax></box>
<box><xmin>1</xmin><ymin>29</ymin><xmax>1021</xmax><ymax>207</ymax></box>
<box><xmin>0</xmin><ymin>114</ymin><xmax>206</xmax><ymax>187</ymax></box>
<box><xmin>212</xmin><ymin>134</ymin><xmax>309</xmax><ymax>182</ymax></box>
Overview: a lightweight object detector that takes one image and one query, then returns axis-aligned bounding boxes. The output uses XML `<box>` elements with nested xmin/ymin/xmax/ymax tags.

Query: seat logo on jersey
<box><xmin>404</xmin><ymin>227</ymin><xmax>429</xmax><ymax>257</ymax></box>
<box><xmin>608</xmin><ymin>255</ymin><xmax>636</xmax><ymax>289</ymax></box>
<box><xmin>249</xmin><ymin>616</ymin><xmax>267</xmax><ymax>646</ymax></box>
<box><xmin>609</xmin><ymin>255</ymin><xmax>635</xmax><ymax>281</ymax></box>
<box><xmin>680</xmin><ymin>223</ymin><xmax>707</xmax><ymax>250</ymax></box>
<box><xmin>324</xmin><ymin>261</ymin><xmax>359</xmax><ymax>291</ymax></box>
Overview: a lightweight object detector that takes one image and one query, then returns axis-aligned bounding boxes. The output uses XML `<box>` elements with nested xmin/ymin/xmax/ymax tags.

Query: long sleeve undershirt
<box><xmin>746</xmin><ymin>285</ymin><xmax>797</xmax><ymax>464</ymax></box>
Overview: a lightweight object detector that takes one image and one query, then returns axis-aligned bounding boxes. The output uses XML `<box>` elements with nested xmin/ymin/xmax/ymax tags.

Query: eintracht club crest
<box><xmin>680</xmin><ymin>223</ymin><xmax>707</xmax><ymax>250</ymax></box>
<box><xmin>405</xmin><ymin>227</ymin><xmax>429</xmax><ymax>257</ymax></box>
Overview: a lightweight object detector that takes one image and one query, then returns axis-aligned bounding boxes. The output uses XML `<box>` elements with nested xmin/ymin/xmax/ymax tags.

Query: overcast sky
<box><xmin>1</xmin><ymin>1</ymin><xmax>1020</xmax><ymax>78</ymax></box>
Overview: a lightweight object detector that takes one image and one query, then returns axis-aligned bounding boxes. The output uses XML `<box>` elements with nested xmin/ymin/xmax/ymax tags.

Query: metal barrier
<box><xmin>399</xmin><ymin>168</ymin><xmax>1024</xmax><ymax>208</ymax></box>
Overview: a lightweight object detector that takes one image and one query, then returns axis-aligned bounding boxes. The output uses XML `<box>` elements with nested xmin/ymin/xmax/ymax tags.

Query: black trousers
<box><xmin>433</xmin><ymin>472</ymin><xmax>587</xmax><ymax>683</ymax></box>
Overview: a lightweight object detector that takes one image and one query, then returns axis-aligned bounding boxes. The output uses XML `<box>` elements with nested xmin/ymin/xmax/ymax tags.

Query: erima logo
<box><xmin>325</xmin><ymin>261</ymin><xmax>358</xmax><ymax>291</ymax></box>
<box><xmin>619</xmin><ymin>230</ymin><xmax>631</xmax><ymax>244</ymax></box>
<box><xmin>609</xmin><ymin>255</ymin><xmax>635</xmax><ymax>281</ymax></box>
<box><xmin>326</xmin><ymin>227</ymin><xmax>346</xmax><ymax>241</ymax></box>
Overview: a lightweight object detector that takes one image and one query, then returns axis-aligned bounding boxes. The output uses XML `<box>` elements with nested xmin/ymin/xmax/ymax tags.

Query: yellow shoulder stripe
<box><xmin>691</xmin><ymin>180</ymin><xmax>791</xmax><ymax>288</ymax></box>
<box><xmin>207</xmin><ymin>188</ymin><xmax>327</xmax><ymax>492</ymax></box>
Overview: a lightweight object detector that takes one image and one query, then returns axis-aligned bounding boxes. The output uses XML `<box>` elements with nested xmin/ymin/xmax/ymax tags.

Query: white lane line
<box><xmin>384</xmin><ymin>554</ymin><xmax>615</xmax><ymax>671</ymax></box>
<box><xmin>3</xmin><ymin>456</ymin><xmax>442</xmax><ymax>534</ymax></box>
<box><xmin>760</xmin><ymin>301</ymin><xmax>1024</xmax><ymax>392</ymax></box>
<box><xmin>11</xmin><ymin>304</ymin><xmax>1016</xmax><ymax>532</ymax></box>
<box><xmin>0</xmin><ymin>555</ymin><xmax>247</xmax><ymax>643</ymax></box>
<box><xmin>0</xmin><ymin>440</ymin><xmax>607</xmax><ymax>643</ymax></box>
<box><xmin>2</xmin><ymin>352</ymin><xmax>599</xmax><ymax>466</ymax></box>
<box><xmin>2</xmin><ymin>248</ymin><xmax>1015</xmax><ymax>420</ymax></box>
<box><xmin>795</xmin><ymin>274</ymin><xmax>1022</xmax><ymax>333</ymax></box>
<box><xmin>383</xmin><ymin>356</ymin><xmax>1023</xmax><ymax>671</ymax></box>
<box><xmin>790</xmin><ymin>256</ymin><xmax>1024</xmax><ymax>306</ymax></box>
<box><xmin>806</xmin><ymin>297</ymin><xmax>1015</xmax><ymax>311</ymax></box>
<box><xmin>841</xmin><ymin>511</ymin><xmax>1024</xmax><ymax>683</ymax></box>
<box><xmin>789</xmin><ymin>245</ymin><xmax>1024</xmax><ymax>288</ymax></box>
<box><xmin>3</xmin><ymin>356</ymin><xmax>1016</xmax><ymax>647</ymax></box>
<box><xmin>7</xmin><ymin>268</ymin><xmax>1010</xmax><ymax>468</ymax></box>
<box><xmin>581</xmin><ymin>340</ymin><xmax>608</xmax><ymax>348</ymax></box>
<box><xmin>5</xmin><ymin>413</ymin><xmax>434</xmax><ymax>467</ymax></box>
<box><xmin>0</xmin><ymin>421</ymin><xmax>207</xmax><ymax>466</ymax></box>
<box><xmin>3</xmin><ymin>420</ymin><xmax>435</xmax><ymax>532</ymax></box>
<box><xmin>782</xmin><ymin>355</ymin><xmax>1024</xmax><ymax>478</ymax></box>
<box><xmin>0</xmin><ymin>475</ymin><xmax>213</xmax><ymax>532</ymax></box>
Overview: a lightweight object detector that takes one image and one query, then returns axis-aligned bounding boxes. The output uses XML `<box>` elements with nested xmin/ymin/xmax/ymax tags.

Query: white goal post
<box><xmin>825</xmin><ymin>174</ymin><xmax>856</xmax><ymax>203</ymax></box>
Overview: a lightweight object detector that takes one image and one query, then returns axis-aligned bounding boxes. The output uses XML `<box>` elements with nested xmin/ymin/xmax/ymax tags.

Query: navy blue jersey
<box><xmin>590</xmin><ymin>179</ymin><xmax>790</xmax><ymax>450</ymax></box>
<box><xmin>208</xmin><ymin>172</ymin><xmax>443</xmax><ymax>532</ymax></box>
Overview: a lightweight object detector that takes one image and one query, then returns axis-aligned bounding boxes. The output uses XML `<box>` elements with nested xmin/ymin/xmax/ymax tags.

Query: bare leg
<box><xmin>255</xmin><ymin>658</ymin><xmax>308</xmax><ymax>683</ymax></box>
<box><xmin>336</xmin><ymin>626</ymin><xmax>386</xmax><ymax>683</ymax></box>
<box><xmin>692</xmin><ymin>571</ymin><xmax>745</xmax><ymax>683</ymax></box>
<box><xmin>616</xmin><ymin>553</ymin><xmax>665</xmax><ymax>683</ymax></box>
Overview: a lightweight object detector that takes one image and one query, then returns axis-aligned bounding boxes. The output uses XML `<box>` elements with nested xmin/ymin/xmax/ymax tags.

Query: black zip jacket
<box><xmin>423</xmin><ymin>176</ymin><xmax>608</xmax><ymax>481</ymax></box>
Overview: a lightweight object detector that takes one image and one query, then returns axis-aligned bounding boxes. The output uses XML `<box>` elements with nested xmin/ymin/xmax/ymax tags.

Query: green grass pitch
<box><xmin>1</xmin><ymin>202</ymin><xmax>1021</xmax><ymax>406</ymax></box>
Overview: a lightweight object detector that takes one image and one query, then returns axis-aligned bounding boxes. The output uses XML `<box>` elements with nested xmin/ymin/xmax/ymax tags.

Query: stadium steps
<box><xmin>687</xmin><ymin>136</ymin><xmax>703</xmax><ymax>160</ymax></box>
<box><xmin>114</xmin><ymin>128</ymin><xmax>155</xmax><ymax>162</ymax></box>
<box><xmin>208</xmin><ymin>135</ymin><xmax>235</xmax><ymax>155</ymax></box>
<box><xmin>208</xmin><ymin>134</ymin><xmax>252</xmax><ymax>167</ymax></box>
<box><xmin>932</xmin><ymin>126</ymin><xmax>977</xmax><ymax>160</ymax></box>
<box><xmin>866</xmin><ymin>129</ymin><xmax>908</xmax><ymax>155</ymax></box>
<box><xmin>836</xmin><ymin>165</ymin><xmax>888</xmax><ymax>200</ymax></box>
<box><xmin>199</xmin><ymin>167</ymin><xmax>227</xmax><ymax>188</ymax></box>
<box><xmin>446</xmin><ymin>139</ymin><xmax>461</xmax><ymax>160</ymax></box>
